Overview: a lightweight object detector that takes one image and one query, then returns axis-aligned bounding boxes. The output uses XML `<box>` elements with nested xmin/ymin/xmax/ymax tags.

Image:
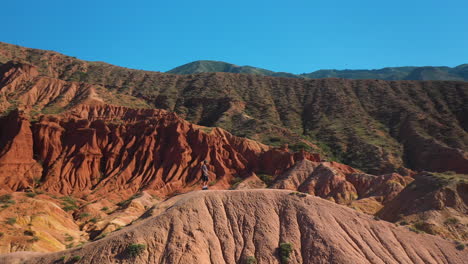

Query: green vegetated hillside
<box><xmin>168</xmin><ymin>60</ymin><xmax>468</xmax><ymax>81</ymax></box>
<box><xmin>167</xmin><ymin>60</ymin><xmax>298</xmax><ymax>78</ymax></box>
<box><xmin>302</xmin><ymin>66</ymin><xmax>468</xmax><ymax>81</ymax></box>
<box><xmin>1</xmin><ymin>41</ymin><xmax>467</xmax><ymax>175</ymax></box>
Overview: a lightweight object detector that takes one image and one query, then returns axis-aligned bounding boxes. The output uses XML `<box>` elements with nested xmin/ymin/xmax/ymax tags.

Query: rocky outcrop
<box><xmin>272</xmin><ymin>160</ymin><xmax>412</xmax><ymax>207</ymax></box>
<box><xmin>1</xmin><ymin>190</ymin><xmax>466</xmax><ymax>264</ymax></box>
<box><xmin>0</xmin><ymin>110</ymin><xmax>42</xmax><ymax>190</ymax></box>
<box><xmin>0</xmin><ymin>192</ymin><xmax>86</xmax><ymax>253</ymax></box>
<box><xmin>0</xmin><ymin>61</ymin><xmax>102</xmax><ymax>114</ymax></box>
<box><xmin>378</xmin><ymin>172</ymin><xmax>468</xmax><ymax>240</ymax></box>
<box><xmin>0</xmin><ymin>105</ymin><xmax>320</xmax><ymax>199</ymax></box>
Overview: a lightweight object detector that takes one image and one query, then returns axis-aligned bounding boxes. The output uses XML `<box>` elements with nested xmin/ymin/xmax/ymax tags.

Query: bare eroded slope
<box><xmin>1</xmin><ymin>190</ymin><xmax>466</xmax><ymax>264</ymax></box>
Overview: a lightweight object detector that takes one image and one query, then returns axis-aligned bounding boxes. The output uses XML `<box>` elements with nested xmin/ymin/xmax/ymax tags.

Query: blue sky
<box><xmin>2</xmin><ymin>0</ymin><xmax>467</xmax><ymax>73</ymax></box>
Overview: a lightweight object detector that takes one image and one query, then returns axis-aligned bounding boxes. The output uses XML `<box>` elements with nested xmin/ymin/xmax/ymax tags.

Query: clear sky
<box><xmin>2</xmin><ymin>0</ymin><xmax>467</xmax><ymax>73</ymax></box>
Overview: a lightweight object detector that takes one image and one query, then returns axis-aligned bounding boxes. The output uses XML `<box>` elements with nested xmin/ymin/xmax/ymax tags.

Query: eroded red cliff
<box><xmin>0</xmin><ymin>104</ymin><xmax>321</xmax><ymax>199</ymax></box>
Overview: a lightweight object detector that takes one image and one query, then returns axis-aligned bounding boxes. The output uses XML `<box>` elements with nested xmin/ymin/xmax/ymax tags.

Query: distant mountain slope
<box><xmin>167</xmin><ymin>60</ymin><xmax>468</xmax><ymax>81</ymax></box>
<box><xmin>167</xmin><ymin>60</ymin><xmax>298</xmax><ymax>78</ymax></box>
<box><xmin>300</xmin><ymin>67</ymin><xmax>417</xmax><ymax>80</ymax></box>
<box><xmin>301</xmin><ymin>66</ymin><xmax>468</xmax><ymax>81</ymax></box>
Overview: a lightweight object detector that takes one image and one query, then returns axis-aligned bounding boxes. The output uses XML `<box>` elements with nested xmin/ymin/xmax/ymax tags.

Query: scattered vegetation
<box><xmin>399</xmin><ymin>221</ymin><xmax>409</xmax><ymax>226</ymax></box>
<box><xmin>61</xmin><ymin>196</ymin><xmax>78</xmax><ymax>211</ymax></box>
<box><xmin>24</xmin><ymin>230</ymin><xmax>35</xmax><ymax>236</ymax></box>
<box><xmin>289</xmin><ymin>142</ymin><xmax>314</xmax><ymax>152</ymax></box>
<box><xmin>79</xmin><ymin>213</ymin><xmax>90</xmax><ymax>219</ymax></box>
<box><xmin>28</xmin><ymin>236</ymin><xmax>40</xmax><ymax>242</ymax></box>
<box><xmin>70</xmin><ymin>255</ymin><xmax>82</xmax><ymax>262</ymax></box>
<box><xmin>0</xmin><ymin>232</ymin><xmax>4</xmax><ymax>238</ymax></box>
<box><xmin>0</xmin><ymin>194</ymin><xmax>14</xmax><ymax>205</ymax></box>
<box><xmin>59</xmin><ymin>256</ymin><xmax>67</xmax><ymax>262</ymax></box>
<box><xmin>278</xmin><ymin>242</ymin><xmax>293</xmax><ymax>264</ymax></box>
<box><xmin>94</xmin><ymin>233</ymin><xmax>107</xmax><ymax>240</ymax></box>
<box><xmin>258</xmin><ymin>174</ymin><xmax>274</xmax><ymax>186</ymax></box>
<box><xmin>408</xmin><ymin>226</ymin><xmax>422</xmax><ymax>234</ymax></box>
<box><xmin>117</xmin><ymin>193</ymin><xmax>142</xmax><ymax>207</ymax></box>
<box><xmin>444</xmin><ymin>217</ymin><xmax>459</xmax><ymax>225</ymax></box>
<box><xmin>25</xmin><ymin>192</ymin><xmax>37</xmax><ymax>198</ymax></box>
<box><xmin>33</xmin><ymin>177</ymin><xmax>42</xmax><ymax>188</ymax></box>
<box><xmin>76</xmin><ymin>242</ymin><xmax>85</xmax><ymax>248</ymax></box>
<box><xmin>209</xmin><ymin>181</ymin><xmax>217</xmax><ymax>186</ymax></box>
<box><xmin>101</xmin><ymin>206</ymin><xmax>109</xmax><ymax>212</ymax></box>
<box><xmin>245</xmin><ymin>256</ymin><xmax>257</xmax><ymax>264</ymax></box>
<box><xmin>199</xmin><ymin>126</ymin><xmax>214</xmax><ymax>133</ymax></box>
<box><xmin>65</xmin><ymin>233</ymin><xmax>74</xmax><ymax>242</ymax></box>
<box><xmin>289</xmin><ymin>192</ymin><xmax>307</xmax><ymax>198</ymax></box>
<box><xmin>68</xmin><ymin>71</ymin><xmax>88</xmax><ymax>82</ymax></box>
<box><xmin>41</xmin><ymin>104</ymin><xmax>64</xmax><ymax>115</ymax></box>
<box><xmin>89</xmin><ymin>217</ymin><xmax>99</xmax><ymax>224</ymax></box>
<box><xmin>230</xmin><ymin>177</ymin><xmax>243</xmax><ymax>189</ymax></box>
<box><xmin>455</xmin><ymin>241</ymin><xmax>465</xmax><ymax>251</ymax></box>
<box><xmin>6</xmin><ymin>217</ymin><xmax>16</xmax><ymax>225</ymax></box>
<box><xmin>428</xmin><ymin>172</ymin><xmax>468</xmax><ymax>187</ymax></box>
<box><xmin>126</xmin><ymin>243</ymin><xmax>146</xmax><ymax>258</ymax></box>
<box><xmin>412</xmin><ymin>221</ymin><xmax>434</xmax><ymax>235</ymax></box>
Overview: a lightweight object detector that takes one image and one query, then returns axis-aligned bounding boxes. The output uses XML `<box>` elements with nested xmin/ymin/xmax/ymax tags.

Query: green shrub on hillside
<box><xmin>245</xmin><ymin>256</ymin><xmax>257</xmax><ymax>264</ymax></box>
<box><xmin>70</xmin><ymin>255</ymin><xmax>81</xmax><ymax>262</ymax></box>
<box><xmin>230</xmin><ymin>177</ymin><xmax>243</xmax><ymax>189</ymax></box>
<box><xmin>6</xmin><ymin>217</ymin><xmax>16</xmax><ymax>225</ymax></box>
<box><xmin>455</xmin><ymin>241</ymin><xmax>465</xmax><ymax>251</ymax></box>
<box><xmin>444</xmin><ymin>217</ymin><xmax>459</xmax><ymax>225</ymax></box>
<box><xmin>25</xmin><ymin>192</ymin><xmax>37</xmax><ymax>198</ymax></box>
<box><xmin>0</xmin><ymin>194</ymin><xmax>12</xmax><ymax>203</ymax></box>
<box><xmin>279</xmin><ymin>242</ymin><xmax>293</xmax><ymax>264</ymax></box>
<box><xmin>126</xmin><ymin>243</ymin><xmax>146</xmax><ymax>258</ymax></box>
<box><xmin>258</xmin><ymin>174</ymin><xmax>274</xmax><ymax>186</ymax></box>
<box><xmin>61</xmin><ymin>196</ymin><xmax>78</xmax><ymax>211</ymax></box>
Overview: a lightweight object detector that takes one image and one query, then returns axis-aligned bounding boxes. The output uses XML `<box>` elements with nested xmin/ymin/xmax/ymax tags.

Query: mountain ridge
<box><xmin>167</xmin><ymin>59</ymin><xmax>468</xmax><ymax>81</ymax></box>
<box><xmin>2</xmin><ymin>41</ymin><xmax>466</xmax><ymax>81</ymax></box>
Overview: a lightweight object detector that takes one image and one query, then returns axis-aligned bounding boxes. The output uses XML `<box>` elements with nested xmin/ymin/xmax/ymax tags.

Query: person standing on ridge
<box><xmin>201</xmin><ymin>160</ymin><xmax>209</xmax><ymax>190</ymax></box>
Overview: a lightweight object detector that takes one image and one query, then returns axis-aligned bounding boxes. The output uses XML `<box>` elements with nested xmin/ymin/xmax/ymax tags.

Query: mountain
<box><xmin>1</xmin><ymin>190</ymin><xmax>466</xmax><ymax>264</ymax></box>
<box><xmin>166</xmin><ymin>59</ymin><xmax>468</xmax><ymax>81</ymax></box>
<box><xmin>301</xmin><ymin>66</ymin><xmax>467</xmax><ymax>81</ymax></box>
<box><xmin>300</xmin><ymin>67</ymin><xmax>417</xmax><ymax>80</ymax></box>
<box><xmin>0</xmin><ymin>42</ymin><xmax>467</xmax><ymax>175</ymax></box>
<box><xmin>167</xmin><ymin>60</ymin><xmax>298</xmax><ymax>78</ymax></box>
<box><xmin>0</xmin><ymin>42</ymin><xmax>467</xmax><ymax>260</ymax></box>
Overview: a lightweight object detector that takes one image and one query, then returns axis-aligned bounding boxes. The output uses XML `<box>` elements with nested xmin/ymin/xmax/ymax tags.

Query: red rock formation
<box><xmin>0</xmin><ymin>104</ymin><xmax>321</xmax><ymax>199</ymax></box>
<box><xmin>0</xmin><ymin>110</ymin><xmax>42</xmax><ymax>190</ymax></box>
<box><xmin>273</xmin><ymin>159</ymin><xmax>412</xmax><ymax>206</ymax></box>
<box><xmin>347</xmin><ymin>173</ymin><xmax>413</xmax><ymax>203</ymax></box>
<box><xmin>377</xmin><ymin>172</ymin><xmax>468</xmax><ymax>240</ymax></box>
<box><xmin>0</xmin><ymin>62</ymin><xmax>101</xmax><ymax>114</ymax></box>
